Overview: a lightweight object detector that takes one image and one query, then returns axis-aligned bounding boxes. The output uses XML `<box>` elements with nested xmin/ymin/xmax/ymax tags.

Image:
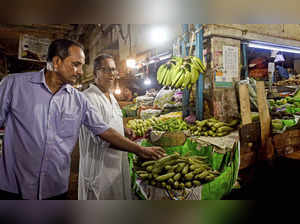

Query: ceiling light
<box><xmin>248</xmin><ymin>42</ymin><xmax>300</xmax><ymax>54</ymax></box>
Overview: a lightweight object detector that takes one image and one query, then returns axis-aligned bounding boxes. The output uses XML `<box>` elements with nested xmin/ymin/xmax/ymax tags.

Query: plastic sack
<box><xmin>173</xmin><ymin>90</ymin><xmax>183</xmax><ymax>103</ymax></box>
<box><xmin>136</xmin><ymin>96</ymin><xmax>155</xmax><ymax>106</ymax></box>
<box><xmin>153</xmin><ymin>87</ymin><xmax>176</xmax><ymax>109</ymax></box>
<box><xmin>140</xmin><ymin>109</ymin><xmax>162</xmax><ymax>119</ymax></box>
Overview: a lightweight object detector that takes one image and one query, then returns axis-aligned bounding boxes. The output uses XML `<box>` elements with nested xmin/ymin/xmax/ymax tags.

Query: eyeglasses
<box><xmin>97</xmin><ymin>67</ymin><xmax>118</xmax><ymax>75</ymax></box>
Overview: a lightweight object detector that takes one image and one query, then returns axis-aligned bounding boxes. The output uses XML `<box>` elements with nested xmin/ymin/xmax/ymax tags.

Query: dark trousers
<box><xmin>0</xmin><ymin>190</ymin><xmax>68</xmax><ymax>200</ymax></box>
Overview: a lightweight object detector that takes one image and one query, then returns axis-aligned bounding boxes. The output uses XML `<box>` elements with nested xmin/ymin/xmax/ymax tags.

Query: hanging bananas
<box><xmin>156</xmin><ymin>56</ymin><xmax>206</xmax><ymax>90</ymax></box>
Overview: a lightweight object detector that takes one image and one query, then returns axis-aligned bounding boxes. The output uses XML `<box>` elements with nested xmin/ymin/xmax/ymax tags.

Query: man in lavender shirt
<box><xmin>0</xmin><ymin>39</ymin><xmax>165</xmax><ymax>200</ymax></box>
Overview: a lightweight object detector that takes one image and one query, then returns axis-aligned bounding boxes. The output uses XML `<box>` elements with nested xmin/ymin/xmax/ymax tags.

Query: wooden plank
<box><xmin>256</xmin><ymin>81</ymin><xmax>272</xmax><ymax>159</ymax></box>
<box><xmin>240</xmin><ymin>151</ymin><xmax>256</xmax><ymax>170</ymax></box>
<box><xmin>256</xmin><ymin>81</ymin><xmax>271</xmax><ymax>147</ymax></box>
<box><xmin>239</xmin><ymin>122</ymin><xmax>260</xmax><ymax>143</ymax></box>
<box><xmin>239</xmin><ymin>84</ymin><xmax>252</xmax><ymax>125</ymax></box>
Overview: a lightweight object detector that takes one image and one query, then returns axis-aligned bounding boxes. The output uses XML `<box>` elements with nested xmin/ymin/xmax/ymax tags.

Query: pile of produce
<box><xmin>157</xmin><ymin>56</ymin><xmax>206</xmax><ymax>90</ymax></box>
<box><xmin>152</xmin><ymin>117</ymin><xmax>188</xmax><ymax>132</ymax></box>
<box><xmin>268</xmin><ymin>93</ymin><xmax>300</xmax><ymax>132</ymax></box>
<box><xmin>127</xmin><ymin>117</ymin><xmax>188</xmax><ymax>137</ymax></box>
<box><xmin>127</xmin><ymin>117</ymin><xmax>160</xmax><ymax>137</ymax></box>
<box><xmin>274</xmin><ymin>75</ymin><xmax>300</xmax><ymax>86</ymax></box>
<box><xmin>269</xmin><ymin>96</ymin><xmax>300</xmax><ymax>119</ymax></box>
<box><xmin>188</xmin><ymin>118</ymin><xmax>239</xmax><ymax>137</ymax></box>
<box><xmin>134</xmin><ymin>153</ymin><xmax>219</xmax><ymax>190</ymax></box>
<box><xmin>127</xmin><ymin>116</ymin><xmax>239</xmax><ymax>138</ymax></box>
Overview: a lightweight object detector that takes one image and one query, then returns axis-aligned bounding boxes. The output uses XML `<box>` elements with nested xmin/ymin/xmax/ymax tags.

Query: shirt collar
<box><xmin>30</xmin><ymin>69</ymin><xmax>46</xmax><ymax>84</ymax></box>
<box><xmin>89</xmin><ymin>83</ymin><xmax>113</xmax><ymax>96</ymax></box>
<box><xmin>30</xmin><ymin>69</ymin><xmax>73</xmax><ymax>94</ymax></box>
<box><xmin>63</xmin><ymin>84</ymin><xmax>73</xmax><ymax>94</ymax></box>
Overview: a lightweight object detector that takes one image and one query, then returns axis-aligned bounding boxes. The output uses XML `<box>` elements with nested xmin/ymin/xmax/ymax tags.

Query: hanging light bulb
<box><xmin>115</xmin><ymin>88</ymin><xmax>121</xmax><ymax>95</ymax></box>
<box><xmin>143</xmin><ymin>64</ymin><xmax>151</xmax><ymax>86</ymax></box>
<box><xmin>144</xmin><ymin>78</ymin><xmax>151</xmax><ymax>85</ymax></box>
<box><xmin>126</xmin><ymin>24</ymin><xmax>137</xmax><ymax>69</ymax></box>
<box><xmin>126</xmin><ymin>58</ymin><xmax>136</xmax><ymax>68</ymax></box>
<box><xmin>114</xmin><ymin>76</ymin><xmax>121</xmax><ymax>95</ymax></box>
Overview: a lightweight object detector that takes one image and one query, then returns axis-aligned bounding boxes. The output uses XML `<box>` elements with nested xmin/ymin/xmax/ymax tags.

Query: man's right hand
<box><xmin>137</xmin><ymin>146</ymin><xmax>166</xmax><ymax>160</ymax></box>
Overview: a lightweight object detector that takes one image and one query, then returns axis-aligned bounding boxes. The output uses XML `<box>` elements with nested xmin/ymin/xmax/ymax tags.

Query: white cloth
<box><xmin>78</xmin><ymin>84</ymin><xmax>132</xmax><ymax>200</ymax></box>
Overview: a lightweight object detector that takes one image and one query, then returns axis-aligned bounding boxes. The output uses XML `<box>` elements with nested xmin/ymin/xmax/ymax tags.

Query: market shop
<box><xmin>0</xmin><ymin>24</ymin><xmax>300</xmax><ymax>200</ymax></box>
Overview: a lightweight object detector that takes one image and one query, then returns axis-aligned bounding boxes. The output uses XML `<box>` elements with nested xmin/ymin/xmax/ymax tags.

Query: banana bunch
<box><xmin>152</xmin><ymin>117</ymin><xmax>188</xmax><ymax>132</ymax></box>
<box><xmin>127</xmin><ymin>117</ymin><xmax>162</xmax><ymax>137</ymax></box>
<box><xmin>157</xmin><ymin>56</ymin><xmax>206</xmax><ymax>90</ymax></box>
<box><xmin>188</xmin><ymin>118</ymin><xmax>239</xmax><ymax>137</ymax></box>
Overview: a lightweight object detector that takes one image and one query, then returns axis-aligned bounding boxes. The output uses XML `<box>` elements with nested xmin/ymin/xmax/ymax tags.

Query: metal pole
<box><xmin>195</xmin><ymin>24</ymin><xmax>204</xmax><ymax>120</ymax></box>
<box><xmin>182</xmin><ymin>24</ymin><xmax>190</xmax><ymax>118</ymax></box>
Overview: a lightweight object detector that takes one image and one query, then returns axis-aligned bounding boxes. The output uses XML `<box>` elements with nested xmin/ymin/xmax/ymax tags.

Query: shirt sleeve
<box><xmin>82</xmin><ymin>95</ymin><xmax>111</xmax><ymax>136</ymax></box>
<box><xmin>0</xmin><ymin>76</ymin><xmax>14</xmax><ymax>127</ymax></box>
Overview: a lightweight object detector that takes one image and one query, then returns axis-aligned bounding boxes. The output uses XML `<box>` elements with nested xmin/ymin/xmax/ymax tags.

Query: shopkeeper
<box><xmin>78</xmin><ymin>54</ymin><xmax>134</xmax><ymax>200</ymax></box>
<box><xmin>0</xmin><ymin>39</ymin><xmax>165</xmax><ymax>200</ymax></box>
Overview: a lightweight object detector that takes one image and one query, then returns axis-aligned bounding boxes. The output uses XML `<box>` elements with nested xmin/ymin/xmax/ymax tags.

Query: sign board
<box><xmin>18</xmin><ymin>34</ymin><xmax>52</xmax><ymax>62</ymax></box>
<box><xmin>222</xmin><ymin>45</ymin><xmax>239</xmax><ymax>83</ymax></box>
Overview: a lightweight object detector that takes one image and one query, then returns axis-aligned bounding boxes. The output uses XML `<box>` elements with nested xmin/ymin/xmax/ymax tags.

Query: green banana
<box><xmin>171</xmin><ymin>66</ymin><xmax>185</xmax><ymax>87</ymax></box>
<box><xmin>175</xmin><ymin>68</ymin><xmax>187</xmax><ymax>88</ymax></box>
<box><xmin>182</xmin><ymin>70</ymin><xmax>192</xmax><ymax>89</ymax></box>
<box><xmin>157</xmin><ymin>64</ymin><xmax>167</xmax><ymax>84</ymax></box>
<box><xmin>191</xmin><ymin>56</ymin><xmax>206</xmax><ymax>73</ymax></box>
<box><xmin>161</xmin><ymin>66</ymin><xmax>170</xmax><ymax>86</ymax></box>
<box><xmin>190</xmin><ymin>66</ymin><xmax>199</xmax><ymax>84</ymax></box>
<box><xmin>164</xmin><ymin>65</ymin><xmax>174</xmax><ymax>87</ymax></box>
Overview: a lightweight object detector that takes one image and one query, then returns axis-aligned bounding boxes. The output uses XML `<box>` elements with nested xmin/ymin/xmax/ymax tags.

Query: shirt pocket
<box><xmin>58</xmin><ymin>113</ymin><xmax>79</xmax><ymax>138</ymax></box>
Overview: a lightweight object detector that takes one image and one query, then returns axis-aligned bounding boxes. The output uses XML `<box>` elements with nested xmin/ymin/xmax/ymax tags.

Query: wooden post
<box><xmin>239</xmin><ymin>84</ymin><xmax>252</xmax><ymax>125</ymax></box>
<box><xmin>256</xmin><ymin>81</ymin><xmax>273</xmax><ymax>160</ymax></box>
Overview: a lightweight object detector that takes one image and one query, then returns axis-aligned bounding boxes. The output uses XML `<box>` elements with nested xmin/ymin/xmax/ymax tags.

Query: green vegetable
<box><xmin>141</xmin><ymin>160</ymin><xmax>156</xmax><ymax>167</ymax></box>
<box><xmin>173</xmin><ymin>173</ymin><xmax>181</xmax><ymax>181</ymax></box>
<box><xmin>184</xmin><ymin>172</ymin><xmax>194</xmax><ymax>180</ymax></box>
<box><xmin>217</xmin><ymin>126</ymin><xmax>233</xmax><ymax>133</ymax></box>
<box><xmin>139</xmin><ymin>174</ymin><xmax>149</xmax><ymax>180</ymax></box>
<box><xmin>155</xmin><ymin>172</ymin><xmax>175</xmax><ymax>182</ymax></box>
<box><xmin>193</xmin><ymin>180</ymin><xmax>201</xmax><ymax>186</ymax></box>
<box><xmin>174</xmin><ymin>181</ymin><xmax>179</xmax><ymax>188</ymax></box>
<box><xmin>227</xmin><ymin>119</ymin><xmax>239</xmax><ymax>127</ymax></box>
<box><xmin>185</xmin><ymin>182</ymin><xmax>192</xmax><ymax>188</ymax></box>
<box><xmin>146</xmin><ymin>166</ymin><xmax>153</xmax><ymax>172</ymax></box>
<box><xmin>182</xmin><ymin>164</ymin><xmax>189</xmax><ymax>175</ymax></box>
<box><xmin>175</xmin><ymin>163</ymin><xmax>186</xmax><ymax>172</ymax></box>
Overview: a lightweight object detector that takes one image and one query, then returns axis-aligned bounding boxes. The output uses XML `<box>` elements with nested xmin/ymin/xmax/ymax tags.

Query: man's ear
<box><xmin>52</xmin><ymin>56</ymin><xmax>62</xmax><ymax>71</ymax></box>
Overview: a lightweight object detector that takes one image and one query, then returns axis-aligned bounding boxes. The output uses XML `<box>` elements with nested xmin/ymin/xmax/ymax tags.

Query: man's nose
<box><xmin>77</xmin><ymin>66</ymin><xmax>84</xmax><ymax>76</ymax></box>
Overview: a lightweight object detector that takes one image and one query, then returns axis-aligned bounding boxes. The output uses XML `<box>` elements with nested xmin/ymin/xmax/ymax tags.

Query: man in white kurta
<box><xmin>78</xmin><ymin>54</ymin><xmax>132</xmax><ymax>199</ymax></box>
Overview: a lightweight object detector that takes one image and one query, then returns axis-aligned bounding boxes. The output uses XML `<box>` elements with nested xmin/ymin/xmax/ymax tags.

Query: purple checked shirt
<box><xmin>0</xmin><ymin>70</ymin><xmax>110</xmax><ymax>199</ymax></box>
